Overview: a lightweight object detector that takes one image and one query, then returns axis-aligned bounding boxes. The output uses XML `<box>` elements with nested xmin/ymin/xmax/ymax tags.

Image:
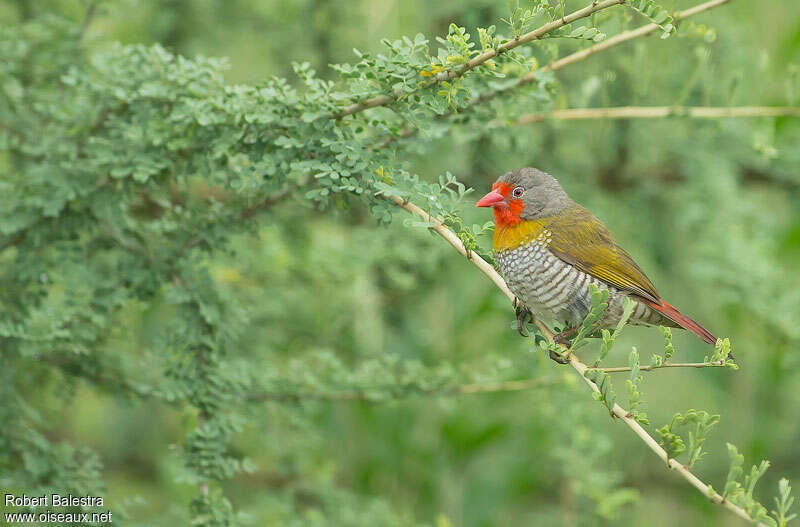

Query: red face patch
<box><xmin>492</xmin><ymin>182</ymin><xmax>524</xmax><ymax>226</ymax></box>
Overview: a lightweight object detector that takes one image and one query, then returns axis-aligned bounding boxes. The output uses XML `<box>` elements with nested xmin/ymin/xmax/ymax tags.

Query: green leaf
<box><xmin>628</xmin><ymin>0</ymin><xmax>676</xmax><ymax>37</ymax></box>
<box><xmin>569</xmin><ymin>284</ymin><xmax>609</xmax><ymax>351</ymax></box>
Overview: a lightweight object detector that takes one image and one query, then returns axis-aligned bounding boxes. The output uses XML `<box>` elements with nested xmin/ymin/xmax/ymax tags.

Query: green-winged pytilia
<box><xmin>476</xmin><ymin>167</ymin><xmax>724</xmax><ymax>363</ymax></box>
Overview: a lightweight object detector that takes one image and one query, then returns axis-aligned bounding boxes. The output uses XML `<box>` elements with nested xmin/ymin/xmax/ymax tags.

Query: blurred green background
<box><xmin>2</xmin><ymin>0</ymin><xmax>800</xmax><ymax>525</ymax></box>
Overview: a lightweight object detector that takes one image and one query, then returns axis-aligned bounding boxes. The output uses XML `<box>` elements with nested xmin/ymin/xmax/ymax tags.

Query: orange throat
<box><xmin>493</xmin><ymin>218</ymin><xmax>550</xmax><ymax>253</ymax></box>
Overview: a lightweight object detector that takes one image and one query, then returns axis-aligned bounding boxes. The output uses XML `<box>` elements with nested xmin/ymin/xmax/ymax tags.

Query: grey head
<box><xmin>496</xmin><ymin>167</ymin><xmax>572</xmax><ymax>221</ymax></box>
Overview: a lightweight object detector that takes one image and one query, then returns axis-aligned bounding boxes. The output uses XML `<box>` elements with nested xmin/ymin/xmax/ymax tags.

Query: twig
<box><xmin>586</xmin><ymin>360</ymin><xmax>728</xmax><ymax>373</ymax></box>
<box><xmin>512</xmin><ymin>105</ymin><xmax>800</xmax><ymax>125</ymax></box>
<box><xmin>376</xmin><ymin>0</ymin><xmax>732</xmax><ymax>147</ymax></box>
<box><xmin>247</xmin><ymin>376</ymin><xmax>560</xmax><ymax>403</ymax></box>
<box><xmin>466</xmin><ymin>0</ymin><xmax>733</xmax><ymax>112</ymax></box>
<box><xmin>78</xmin><ymin>1</ymin><xmax>98</xmax><ymax>42</ymax></box>
<box><xmin>330</xmin><ymin>0</ymin><xmax>627</xmax><ymax>119</ymax></box>
<box><xmin>240</xmin><ymin>184</ymin><xmax>297</xmax><ymax>219</ymax></box>
<box><xmin>389</xmin><ymin>194</ymin><xmax>763</xmax><ymax>526</ymax></box>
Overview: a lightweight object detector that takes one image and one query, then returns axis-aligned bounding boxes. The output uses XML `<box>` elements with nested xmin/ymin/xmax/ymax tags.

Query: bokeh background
<box><xmin>2</xmin><ymin>0</ymin><xmax>800</xmax><ymax>525</ymax></box>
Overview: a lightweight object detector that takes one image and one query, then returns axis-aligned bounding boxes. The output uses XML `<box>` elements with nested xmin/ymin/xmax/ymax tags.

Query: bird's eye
<box><xmin>512</xmin><ymin>187</ymin><xmax>524</xmax><ymax>198</ymax></box>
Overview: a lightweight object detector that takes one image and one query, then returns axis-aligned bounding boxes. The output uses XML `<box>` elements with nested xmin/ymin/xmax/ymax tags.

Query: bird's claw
<box><xmin>512</xmin><ymin>302</ymin><xmax>572</xmax><ymax>365</ymax></box>
<box><xmin>548</xmin><ymin>349</ymin><xmax>569</xmax><ymax>364</ymax></box>
<box><xmin>548</xmin><ymin>327</ymin><xmax>579</xmax><ymax>364</ymax></box>
<box><xmin>515</xmin><ymin>303</ymin><xmax>533</xmax><ymax>337</ymax></box>
<box><xmin>552</xmin><ymin>326</ymin><xmax>579</xmax><ymax>347</ymax></box>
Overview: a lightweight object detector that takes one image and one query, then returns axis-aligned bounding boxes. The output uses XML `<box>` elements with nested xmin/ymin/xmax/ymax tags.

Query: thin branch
<box><xmin>512</xmin><ymin>105</ymin><xmax>800</xmax><ymax>125</ymax></box>
<box><xmin>78</xmin><ymin>1</ymin><xmax>98</xmax><ymax>42</ymax></box>
<box><xmin>247</xmin><ymin>376</ymin><xmax>560</xmax><ymax>403</ymax></box>
<box><xmin>466</xmin><ymin>0</ymin><xmax>732</xmax><ymax>111</ymax></box>
<box><xmin>389</xmin><ymin>194</ymin><xmax>763</xmax><ymax>526</ymax></box>
<box><xmin>331</xmin><ymin>0</ymin><xmax>627</xmax><ymax>119</ymax></box>
<box><xmin>376</xmin><ymin>0</ymin><xmax>732</xmax><ymax>147</ymax></box>
<box><xmin>240</xmin><ymin>184</ymin><xmax>297</xmax><ymax>219</ymax></box>
<box><xmin>587</xmin><ymin>360</ymin><xmax>729</xmax><ymax>373</ymax></box>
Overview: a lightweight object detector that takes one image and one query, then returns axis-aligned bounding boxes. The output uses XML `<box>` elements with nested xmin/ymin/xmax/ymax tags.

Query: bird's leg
<box><xmin>512</xmin><ymin>301</ymin><xmax>575</xmax><ymax>364</ymax></box>
<box><xmin>548</xmin><ymin>349</ymin><xmax>569</xmax><ymax>364</ymax></box>
<box><xmin>514</xmin><ymin>299</ymin><xmax>533</xmax><ymax>337</ymax></box>
<box><xmin>545</xmin><ymin>327</ymin><xmax>578</xmax><ymax>365</ymax></box>
<box><xmin>552</xmin><ymin>326</ymin><xmax>580</xmax><ymax>346</ymax></box>
<box><xmin>516</xmin><ymin>307</ymin><xmax>533</xmax><ymax>337</ymax></box>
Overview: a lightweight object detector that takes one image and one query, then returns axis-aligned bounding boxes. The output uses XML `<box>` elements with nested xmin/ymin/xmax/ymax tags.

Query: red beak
<box><xmin>476</xmin><ymin>190</ymin><xmax>505</xmax><ymax>208</ymax></box>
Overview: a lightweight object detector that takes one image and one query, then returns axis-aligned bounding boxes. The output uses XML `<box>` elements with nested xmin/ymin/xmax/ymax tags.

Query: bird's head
<box><xmin>476</xmin><ymin>167</ymin><xmax>571</xmax><ymax>226</ymax></box>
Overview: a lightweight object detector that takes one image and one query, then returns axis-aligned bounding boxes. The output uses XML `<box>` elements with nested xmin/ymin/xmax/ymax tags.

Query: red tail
<box><xmin>642</xmin><ymin>299</ymin><xmax>717</xmax><ymax>346</ymax></box>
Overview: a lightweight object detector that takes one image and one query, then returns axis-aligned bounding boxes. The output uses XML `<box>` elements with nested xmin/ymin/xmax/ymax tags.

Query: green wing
<box><xmin>546</xmin><ymin>205</ymin><xmax>661</xmax><ymax>303</ymax></box>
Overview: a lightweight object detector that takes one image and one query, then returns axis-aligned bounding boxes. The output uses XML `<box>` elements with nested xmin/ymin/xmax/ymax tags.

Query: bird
<box><xmin>476</xmin><ymin>167</ymin><xmax>720</xmax><ymax>362</ymax></box>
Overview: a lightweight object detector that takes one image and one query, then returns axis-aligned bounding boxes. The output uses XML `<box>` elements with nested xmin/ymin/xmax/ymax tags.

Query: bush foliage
<box><xmin>1</xmin><ymin>1</ymin><xmax>799</xmax><ymax>525</ymax></box>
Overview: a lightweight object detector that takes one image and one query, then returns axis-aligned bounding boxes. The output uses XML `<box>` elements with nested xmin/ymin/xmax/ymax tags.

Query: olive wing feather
<box><xmin>545</xmin><ymin>205</ymin><xmax>661</xmax><ymax>303</ymax></box>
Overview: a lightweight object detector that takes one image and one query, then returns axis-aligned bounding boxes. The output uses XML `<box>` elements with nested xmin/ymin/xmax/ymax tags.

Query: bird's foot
<box><xmin>546</xmin><ymin>326</ymin><xmax>580</xmax><ymax>364</ymax></box>
<box><xmin>514</xmin><ymin>301</ymin><xmax>533</xmax><ymax>337</ymax></box>
<box><xmin>548</xmin><ymin>349</ymin><xmax>569</xmax><ymax>364</ymax></box>
<box><xmin>552</xmin><ymin>326</ymin><xmax>579</xmax><ymax>347</ymax></box>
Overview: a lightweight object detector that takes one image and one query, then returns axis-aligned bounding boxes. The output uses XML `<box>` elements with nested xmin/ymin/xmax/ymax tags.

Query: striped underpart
<box><xmin>496</xmin><ymin>241</ymin><xmax>666</xmax><ymax>329</ymax></box>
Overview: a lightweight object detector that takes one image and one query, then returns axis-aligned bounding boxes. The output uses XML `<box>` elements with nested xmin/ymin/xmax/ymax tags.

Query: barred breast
<box><xmin>496</xmin><ymin>242</ymin><xmax>667</xmax><ymax>329</ymax></box>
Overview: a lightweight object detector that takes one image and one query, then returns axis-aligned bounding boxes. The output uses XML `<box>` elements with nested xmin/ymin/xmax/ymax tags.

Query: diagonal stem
<box><xmin>331</xmin><ymin>0</ymin><xmax>627</xmax><ymax>119</ymax></box>
<box><xmin>388</xmin><ymin>194</ymin><xmax>764</xmax><ymax>526</ymax></box>
<box><xmin>464</xmin><ymin>0</ymin><xmax>733</xmax><ymax>112</ymax></box>
<box><xmin>375</xmin><ymin>0</ymin><xmax>733</xmax><ymax>148</ymax></box>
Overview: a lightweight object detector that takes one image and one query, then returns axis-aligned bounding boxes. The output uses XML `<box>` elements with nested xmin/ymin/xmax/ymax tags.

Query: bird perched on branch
<box><xmin>477</xmin><ymin>167</ymin><xmax>720</xmax><ymax>362</ymax></box>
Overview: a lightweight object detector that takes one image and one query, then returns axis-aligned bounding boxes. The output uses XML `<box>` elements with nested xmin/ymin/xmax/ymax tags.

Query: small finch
<box><xmin>477</xmin><ymin>167</ymin><xmax>720</xmax><ymax>361</ymax></box>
